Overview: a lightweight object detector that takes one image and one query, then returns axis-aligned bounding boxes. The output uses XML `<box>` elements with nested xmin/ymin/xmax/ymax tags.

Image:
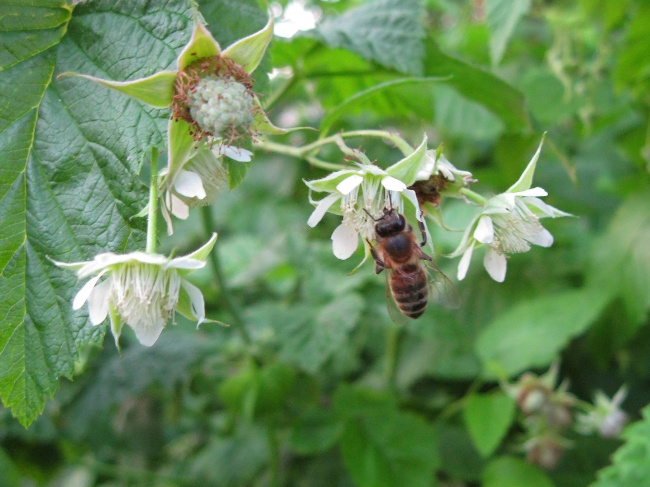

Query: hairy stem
<box><xmin>146</xmin><ymin>147</ymin><xmax>159</xmax><ymax>253</ymax></box>
<box><xmin>459</xmin><ymin>187</ymin><xmax>488</xmax><ymax>206</ymax></box>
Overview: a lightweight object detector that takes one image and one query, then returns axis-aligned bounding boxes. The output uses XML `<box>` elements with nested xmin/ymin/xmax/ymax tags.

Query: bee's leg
<box><xmin>366</xmin><ymin>239</ymin><xmax>386</xmax><ymax>274</ymax></box>
<box><xmin>417</xmin><ymin>219</ymin><xmax>428</xmax><ymax>247</ymax></box>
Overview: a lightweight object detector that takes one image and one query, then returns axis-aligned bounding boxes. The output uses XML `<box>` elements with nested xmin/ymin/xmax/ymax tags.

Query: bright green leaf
<box><xmin>486</xmin><ymin>0</ymin><xmax>531</xmax><ymax>65</ymax></box>
<box><xmin>593</xmin><ymin>403</ymin><xmax>650</xmax><ymax>487</ymax></box>
<box><xmin>464</xmin><ymin>391</ymin><xmax>516</xmax><ymax>457</ymax></box>
<box><xmin>307</xmin><ymin>0</ymin><xmax>425</xmax><ymax>75</ymax></box>
<box><xmin>483</xmin><ymin>456</ymin><xmax>554</xmax><ymax>487</ymax></box>
<box><xmin>587</xmin><ymin>191</ymin><xmax>650</xmax><ymax>325</ymax></box>
<box><xmin>476</xmin><ymin>287</ymin><xmax>610</xmax><ymax>378</ymax></box>
<box><xmin>0</xmin><ymin>447</ymin><xmax>21</xmax><ymax>487</ymax></box>
<box><xmin>335</xmin><ymin>386</ymin><xmax>438</xmax><ymax>487</ymax></box>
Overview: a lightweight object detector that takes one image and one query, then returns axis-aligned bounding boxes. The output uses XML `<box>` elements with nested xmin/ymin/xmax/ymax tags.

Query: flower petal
<box><xmin>87</xmin><ymin>277</ymin><xmax>111</xmax><ymax>325</ymax></box>
<box><xmin>308</xmin><ymin>193</ymin><xmax>340</xmax><ymax>227</ymax></box>
<box><xmin>457</xmin><ymin>241</ymin><xmax>475</xmax><ymax>280</ymax></box>
<box><xmin>73</xmin><ymin>273</ymin><xmax>104</xmax><ymax>310</ymax></box>
<box><xmin>218</xmin><ymin>145</ymin><xmax>253</xmax><ymax>162</ymax></box>
<box><xmin>332</xmin><ymin>223</ymin><xmax>359</xmax><ymax>260</ymax></box>
<box><xmin>222</xmin><ymin>15</ymin><xmax>273</xmax><ymax>73</ymax></box>
<box><xmin>182</xmin><ymin>279</ymin><xmax>205</xmax><ymax>324</ymax></box>
<box><xmin>484</xmin><ymin>247</ymin><xmax>507</xmax><ymax>282</ymax></box>
<box><xmin>381</xmin><ymin>176</ymin><xmax>407</xmax><ymax>192</ymax></box>
<box><xmin>131</xmin><ymin>319</ymin><xmax>165</xmax><ymax>347</ymax></box>
<box><xmin>167</xmin><ymin>193</ymin><xmax>190</xmax><ymax>220</ymax></box>
<box><xmin>57</xmin><ymin>70</ymin><xmax>176</xmax><ymax>108</ymax></box>
<box><xmin>336</xmin><ymin>174</ymin><xmax>364</xmax><ymax>195</ymax></box>
<box><xmin>530</xmin><ymin>227</ymin><xmax>554</xmax><ymax>247</ymax></box>
<box><xmin>174</xmin><ymin>170</ymin><xmax>206</xmax><ymax>199</ymax></box>
<box><xmin>512</xmin><ymin>187</ymin><xmax>548</xmax><ymax>198</ymax></box>
<box><xmin>474</xmin><ymin>216</ymin><xmax>494</xmax><ymax>244</ymax></box>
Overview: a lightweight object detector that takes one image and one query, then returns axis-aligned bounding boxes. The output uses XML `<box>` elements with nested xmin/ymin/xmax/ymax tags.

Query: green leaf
<box><xmin>483</xmin><ymin>456</ymin><xmax>554</xmax><ymax>487</ymax></box>
<box><xmin>486</xmin><ymin>0</ymin><xmax>531</xmax><ymax>65</ymax></box>
<box><xmin>219</xmin><ymin>361</ymin><xmax>296</xmax><ymax>419</ymax></box>
<box><xmin>0</xmin><ymin>446</ymin><xmax>22</xmax><ymax>487</ymax></box>
<box><xmin>190</xmin><ymin>422</ymin><xmax>270</xmax><ymax>486</ymax></box>
<box><xmin>476</xmin><ymin>287</ymin><xmax>610</xmax><ymax>378</ymax></box>
<box><xmin>290</xmin><ymin>408</ymin><xmax>344</xmax><ymax>455</ymax></box>
<box><xmin>614</xmin><ymin>4</ymin><xmax>650</xmax><ymax>95</ymax></box>
<box><xmin>0</xmin><ymin>0</ymin><xmax>193</xmax><ymax>426</ymax></box>
<box><xmin>0</xmin><ymin>1</ymin><xmax>71</xmax><ymax>71</ymax></box>
<box><xmin>276</xmin><ymin>294</ymin><xmax>363</xmax><ymax>374</ymax></box>
<box><xmin>424</xmin><ymin>37</ymin><xmax>531</xmax><ymax>131</ymax></box>
<box><xmin>434</xmin><ymin>84</ymin><xmax>504</xmax><ymax>140</ymax></box>
<box><xmin>463</xmin><ymin>391</ymin><xmax>516</xmax><ymax>457</ymax></box>
<box><xmin>308</xmin><ymin>0</ymin><xmax>425</xmax><ymax>75</ymax></box>
<box><xmin>334</xmin><ymin>386</ymin><xmax>438</xmax><ymax>487</ymax></box>
<box><xmin>587</xmin><ymin>191</ymin><xmax>650</xmax><ymax>325</ymax></box>
<box><xmin>320</xmin><ymin>77</ymin><xmax>446</xmax><ymax>136</ymax></box>
<box><xmin>592</xmin><ymin>403</ymin><xmax>650</xmax><ymax>487</ymax></box>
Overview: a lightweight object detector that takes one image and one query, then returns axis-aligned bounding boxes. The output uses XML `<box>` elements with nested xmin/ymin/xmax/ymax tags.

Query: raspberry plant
<box><xmin>1</xmin><ymin>0</ymin><xmax>650</xmax><ymax>486</ymax></box>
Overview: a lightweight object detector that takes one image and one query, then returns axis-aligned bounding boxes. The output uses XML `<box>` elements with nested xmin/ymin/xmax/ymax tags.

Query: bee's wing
<box><xmin>384</xmin><ymin>270</ymin><xmax>410</xmax><ymax>326</ymax></box>
<box><xmin>424</xmin><ymin>260</ymin><xmax>461</xmax><ymax>309</ymax></box>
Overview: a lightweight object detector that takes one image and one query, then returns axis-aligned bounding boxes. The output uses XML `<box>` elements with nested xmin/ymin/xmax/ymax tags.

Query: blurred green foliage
<box><xmin>1</xmin><ymin>0</ymin><xmax>650</xmax><ymax>485</ymax></box>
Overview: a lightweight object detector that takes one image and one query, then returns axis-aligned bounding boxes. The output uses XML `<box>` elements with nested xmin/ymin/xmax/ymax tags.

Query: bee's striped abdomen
<box><xmin>390</xmin><ymin>264</ymin><xmax>428</xmax><ymax>319</ymax></box>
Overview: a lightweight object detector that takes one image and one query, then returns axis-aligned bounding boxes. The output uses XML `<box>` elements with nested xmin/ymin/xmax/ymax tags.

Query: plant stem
<box><xmin>200</xmin><ymin>206</ymin><xmax>252</xmax><ymax>347</ymax></box>
<box><xmin>254</xmin><ymin>129</ymin><xmax>414</xmax><ymax>168</ymax></box>
<box><xmin>146</xmin><ymin>147</ymin><xmax>159</xmax><ymax>253</ymax></box>
<box><xmin>459</xmin><ymin>187</ymin><xmax>487</xmax><ymax>206</ymax></box>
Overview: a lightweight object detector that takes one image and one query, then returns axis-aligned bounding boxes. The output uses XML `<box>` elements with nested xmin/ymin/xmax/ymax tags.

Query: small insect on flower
<box><xmin>366</xmin><ymin>206</ymin><xmax>459</xmax><ymax>321</ymax></box>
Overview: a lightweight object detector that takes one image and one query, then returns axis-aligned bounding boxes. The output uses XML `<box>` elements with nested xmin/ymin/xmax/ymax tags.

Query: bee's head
<box><xmin>376</xmin><ymin>208</ymin><xmax>405</xmax><ymax>237</ymax></box>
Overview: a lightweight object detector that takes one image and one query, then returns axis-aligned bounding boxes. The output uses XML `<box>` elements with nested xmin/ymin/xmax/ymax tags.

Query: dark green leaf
<box><xmin>307</xmin><ymin>0</ymin><xmax>425</xmax><ymax>75</ymax></box>
<box><xmin>463</xmin><ymin>391</ymin><xmax>516</xmax><ymax>457</ymax></box>
<box><xmin>0</xmin><ymin>0</ymin><xmax>193</xmax><ymax>425</ymax></box>
<box><xmin>587</xmin><ymin>191</ymin><xmax>650</xmax><ymax>325</ymax></box>
<box><xmin>483</xmin><ymin>456</ymin><xmax>554</xmax><ymax>487</ymax></box>
<box><xmin>424</xmin><ymin>37</ymin><xmax>531</xmax><ymax>131</ymax></box>
<box><xmin>224</xmin><ymin>159</ymin><xmax>252</xmax><ymax>190</ymax></box>
<box><xmin>476</xmin><ymin>287</ymin><xmax>610</xmax><ymax>378</ymax></box>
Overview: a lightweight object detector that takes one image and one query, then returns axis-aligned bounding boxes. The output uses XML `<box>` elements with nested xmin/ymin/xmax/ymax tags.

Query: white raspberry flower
<box><xmin>305</xmin><ymin>136</ymin><xmax>430</xmax><ymax>260</ymax></box>
<box><xmin>53</xmin><ymin>234</ymin><xmax>217</xmax><ymax>347</ymax></box>
<box><xmin>451</xmin><ymin>137</ymin><xmax>570</xmax><ymax>282</ymax></box>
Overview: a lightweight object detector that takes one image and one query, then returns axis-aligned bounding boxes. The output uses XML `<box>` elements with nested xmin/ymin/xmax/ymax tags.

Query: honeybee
<box><xmin>366</xmin><ymin>207</ymin><xmax>459</xmax><ymax>320</ymax></box>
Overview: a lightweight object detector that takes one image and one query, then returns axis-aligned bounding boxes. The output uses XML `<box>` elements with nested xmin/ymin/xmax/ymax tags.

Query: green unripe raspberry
<box><xmin>187</xmin><ymin>76</ymin><xmax>255</xmax><ymax>139</ymax></box>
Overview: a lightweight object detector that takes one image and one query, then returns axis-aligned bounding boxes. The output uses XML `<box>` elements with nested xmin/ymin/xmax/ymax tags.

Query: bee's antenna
<box><xmin>364</xmin><ymin>207</ymin><xmax>381</xmax><ymax>221</ymax></box>
<box><xmin>387</xmin><ymin>191</ymin><xmax>394</xmax><ymax>210</ymax></box>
